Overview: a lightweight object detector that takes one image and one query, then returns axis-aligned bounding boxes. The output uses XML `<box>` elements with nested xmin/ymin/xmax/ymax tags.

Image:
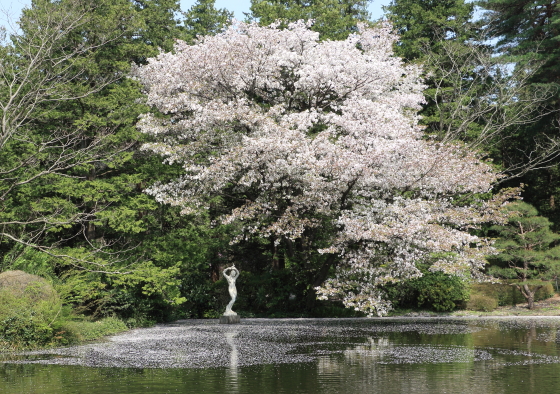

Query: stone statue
<box><xmin>223</xmin><ymin>265</ymin><xmax>239</xmax><ymax>316</ymax></box>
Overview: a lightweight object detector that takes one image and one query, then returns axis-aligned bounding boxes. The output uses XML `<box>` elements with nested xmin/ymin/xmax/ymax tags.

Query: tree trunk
<box><xmin>210</xmin><ymin>263</ymin><xmax>220</xmax><ymax>282</ymax></box>
<box><xmin>527</xmin><ymin>291</ymin><xmax>535</xmax><ymax>310</ymax></box>
<box><xmin>305</xmin><ymin>254</ymin><xmax>336</xmax><ymax>310</ymax></box>
<box><xmin>520</xmin><ymin>284</ymin><xmax>543</xmax><ymax>310</ymax></box>
<box><xmin>271</xmin><ymin>239</ymin><xmax>285</xmax><ymax>270</ymax></box>
<box><xmin>549</xmin><ymin>167</ymin><xmax>555</xmax><ymax>210</ymax></box>
<box><xmin>85</xmin><ymin>167</ymin><xmax>96</xmax><ymax>241</ymax></box>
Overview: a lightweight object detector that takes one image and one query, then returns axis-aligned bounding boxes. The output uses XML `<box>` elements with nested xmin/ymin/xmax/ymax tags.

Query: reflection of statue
<box><xmin>223</xmin><ymin>265</ymin><xmax>239</xmax><ymax>316</ymax></box>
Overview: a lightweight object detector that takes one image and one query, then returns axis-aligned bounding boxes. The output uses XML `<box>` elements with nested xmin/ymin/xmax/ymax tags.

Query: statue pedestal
<box><xmin>219</xmin><ymin>315</ymin><xmax>240</xmax><ymax>324</ymax></box>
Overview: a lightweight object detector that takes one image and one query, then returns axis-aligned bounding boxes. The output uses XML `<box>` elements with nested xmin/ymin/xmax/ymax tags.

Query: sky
<box><xmin>182</xmin><ymin>0</ymin><xmax>391</xmax><ymax>20</ymax></box>
<box><xmin>0</xmin><ymin>0</ymin><xmax>391</xmax><ymax>27</ymax></box>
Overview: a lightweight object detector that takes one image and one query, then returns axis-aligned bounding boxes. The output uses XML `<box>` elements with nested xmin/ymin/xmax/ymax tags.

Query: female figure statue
<box><xmin>223</xmin><ymin>265</ymin><xmax>239</xmax><ymax>316</ymax></box>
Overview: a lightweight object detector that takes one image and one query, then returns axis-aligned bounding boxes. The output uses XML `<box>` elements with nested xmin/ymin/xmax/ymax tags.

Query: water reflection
<box><xmin>2</xmin><ymin>318</ymin><xmax>560</xmax><ymax>394</ymax></box>
<box><xmin>224</xmin><ymin>330</ymin><xmax>239</xmax><ymax>393</ymax></box>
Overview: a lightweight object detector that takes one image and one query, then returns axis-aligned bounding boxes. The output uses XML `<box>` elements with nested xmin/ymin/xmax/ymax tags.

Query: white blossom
<box><xmin>134</xmin><ymin>21</ymin><xmax>509</xmax><ymax>317</ymax></box>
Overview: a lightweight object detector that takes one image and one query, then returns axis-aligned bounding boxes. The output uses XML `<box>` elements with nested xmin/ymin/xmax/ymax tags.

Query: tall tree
<box><xmin>477</xmin><ymin>0</ymin><xmax>560</xmax><ymax>226</ymax></box>
<box><xmin>134</xmin><ymin>21</ymin><xmax>510</xmax><ymax>316</ymax></box>
<box><xmin>0</xmin><ymin>0</ymin><xmax>194</xmax><ymax>321</ymax></box>
<box><xmin>478</xmin><ymin>0</ymin><xmax>560</xmax><ymax>85</ymax></box>
<box><xmin>385</xmin><ymin>0</ymin><xmax>557</xmax><ymax>179</ymax></box>
<box><xmin>0</xmin><ymin>0</ymin><xmax>138</xmax><ymax>268</ymax></box>
<box><xmin>182</xmin><ymin>0</ymin><xmax>233</xmax><ymax>44</ymax></box>
<box><xmin>249</xmin><ymin>0</ymin><xmax>372</xmax><ymax>40</ymax></box>
<box><xmin>384</xmin><ymin>0</ymin><xmax>475</xmax><ymax>62</ymax></box>
<box><xmin>487</xmin><ymin>202</ymin><xmax>560</xmax><ymax>309</ymax></box>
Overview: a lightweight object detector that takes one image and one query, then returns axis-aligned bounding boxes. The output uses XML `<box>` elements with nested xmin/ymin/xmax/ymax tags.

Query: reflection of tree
<box><xmin>315</xmin><ymin>334</ymin><xmax>495</xmax><ymax>394</ymax></box>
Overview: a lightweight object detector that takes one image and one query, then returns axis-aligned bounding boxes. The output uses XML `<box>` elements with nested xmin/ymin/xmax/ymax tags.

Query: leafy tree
<box><xmin>384</xmin><ymin>0</ymin><xmax>475</xmax><ymax>62</ymax></box>
<box><xmin>249</xmin><ymin>0</ymin><xmax>373</xmax><ymax>40</ymax></box>
<box><xmin>477</xmin><ymin>0</ymin><xmax>560</xmax><ymax>224</ymax></box>
<box><xmin>385</xmin><ymin>0</ymin><xmax>556</xmax><ymax>178</ymax></box>
<box><xmin>477</xmin><ymin>0</ymin><xmax>560</xmax><ymax>85</ymax></box>
<box><xmin>182</xmin><ymin>0</ymin><xmax>233</xmax><ymax>44</ymax></box>
<box><xmin>0</xmin><ymin>0</ymin><xmax>139</xmax><ymax>267</ymax></box>
<box><xmin>134</xmin><ymin>21</ymin><xmax>510</xmax><ymax>316</ymax></box>
<box><xmin>0</xmin><ymin>0</ymin><xmax>202</xmax><ymax>321</ymax></box>
<box><xmin>487</xmin><ymin>201</ymin><xmax>560</xmax><ymax>309</ymax></box>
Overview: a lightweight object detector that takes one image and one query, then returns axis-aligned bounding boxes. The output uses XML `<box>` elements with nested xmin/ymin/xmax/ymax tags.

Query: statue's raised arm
<box><xmin>223</xmin><ymin>265</ymin><xmax>239</xmax><ymax>316</ymax></box>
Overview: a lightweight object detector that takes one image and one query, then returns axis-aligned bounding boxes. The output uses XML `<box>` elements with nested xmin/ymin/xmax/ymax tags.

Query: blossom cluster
<box><xmin>134</xmin><ymin>21</ymin><xmax>505</xmax><ymax>316</ymax></box>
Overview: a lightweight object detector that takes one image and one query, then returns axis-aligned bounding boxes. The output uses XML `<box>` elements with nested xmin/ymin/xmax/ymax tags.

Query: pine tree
<box><xmin>385</xmin><ymin>0</ymin><xmax>554</xmax><ymax>175</ymax></box>
<box><xmin>249</xmin><ymin>0</ymin><xmax>372</xmax><ymax>40</ymax></box>
<box><xmin>0</xmin><ymin>0</ymin><xmax>200</xmax><ymax>321</ymax></box>
<box><xmin>182</xmin><ymin>0</ymin><xmax>233</xmax><ymax>44</ymax></box>
<box><xmin>487</xmin><ymin>202</ymin><xmax>560</xmax><ymax>309</ymax></box>
<box><xmin>477</xmin><ymin>0</ymin><xmax>560</xmax><ymax>227</ymax></box>
<box><xmin>384</xmin><ymin>0</ymin><xmax>475</xmax><ymax>62</ymax></box>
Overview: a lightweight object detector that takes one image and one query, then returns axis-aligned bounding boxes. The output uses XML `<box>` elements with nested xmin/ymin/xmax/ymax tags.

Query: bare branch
<box><xmin>420</xmin><ymin>29</ymin><xmax>559</xmax><ymax>180</ymax></box>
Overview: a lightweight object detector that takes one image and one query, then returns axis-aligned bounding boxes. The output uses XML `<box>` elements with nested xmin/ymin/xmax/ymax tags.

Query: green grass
<box><xmin>62</xmin><ymin>316</ymin><xmax>128</xmax><ymax>342</ymax></box>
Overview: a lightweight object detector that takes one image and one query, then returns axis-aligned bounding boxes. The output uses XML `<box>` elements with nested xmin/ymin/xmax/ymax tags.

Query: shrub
<box><xmin>0</xmin><ymin>270</ymin><xmax>66</xmax><ymax>349</ymax></box>
<box><xmin>471</xmin><ymin>281</ymin><xmax>555</xmax><ymax>306</ymax></box>
<box><xmin>534</xmin><ymin>282</ymin><xmax>555</xmax><ymax>301</ymax></box>
<box><xmin>409</xmin><ymin>272</ymin><xmax>469</xmax><ymax>312</ymax></box>
<box><xmin>467</xmin><ymin>294</ymin><xmax>498</xmax><ymax>312</ymax></box>
<box><xmin>0</xmin><ymin>270</ymin><xmax>57</xmax><ymax>301</ymax></box>
<box><xmin>382</xmin><ymin>271</ymin><xmax>470</xmax><ymax>312</ymax></box>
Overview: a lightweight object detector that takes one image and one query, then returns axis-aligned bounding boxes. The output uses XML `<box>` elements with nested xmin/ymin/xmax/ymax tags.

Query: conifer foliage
<box><xmin>488</xmin><ymin>202</ymin><xmax>560</xmax><ymax>309</ymax></box>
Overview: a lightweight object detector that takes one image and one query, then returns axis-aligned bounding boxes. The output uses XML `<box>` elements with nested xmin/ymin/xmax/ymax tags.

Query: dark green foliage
<box><xmin>0</xmin><ymin>0</ymin><xmax>181</xmax><ymax>265</ymax></box>
<box><xmin>488</xmin><ymin>202</ymin><xmax>560</xmax><ymax>280</ymax></box>
<box><xmin>487</xmin><ymin>201</ymin><xmax>560</xmax><ymax>308</ymax></box>
<box><xmin>477</xmin><ymin>0</ymin><xmax>560</xmax><ymax>229</ymax></box>
<box><xmin>412</xmin><ymin>272</ymin><xmax>469</xmax><ymax>311</ymax></box>
<box><xmin>385</xmin><ymin>0</ymin><xmax>475</xmax><ymax>62</ymax></box>
<box><xmin>385</xmin><ymin>0</ymin><xmax>478</xmax><ymax>143</ymax></box>
<box><xmin>182</xmin><ymin>0</ymin><xmax>233</xmax><ymax>44</ymax></box>
<box><xmin>471</xmin><ymin>281</ymin><xmax>554</xmax><ymax>306</ymax></box>
<box><xmin>478</xmin><ymin>0</ymin><xmax>560</xmax><ymax>85</ymax></box>
<box><xmin>235</xmin><ymin>270</ymin><xmax>307</xmax><ymax>316</ymax></box>
<box><xmin>249</xmin><ymin>0</ymin><xmax>373</xmax><ymax>40</ymax></box>
<box><xmin>0</xmin><ymin>0</ymin><xmax>196</xmax><ymax>324</ymax></box>
<box><xmin>384</xmin><ymin>271</ymin><xmax>469</xmax><ymax>312</ymax></box>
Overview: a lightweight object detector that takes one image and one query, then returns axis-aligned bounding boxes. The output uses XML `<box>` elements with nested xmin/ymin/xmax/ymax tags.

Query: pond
<box><xmin>1</xmin><ymin>317</ymin><xmax>560</xmax><ymax>393</ymax></box>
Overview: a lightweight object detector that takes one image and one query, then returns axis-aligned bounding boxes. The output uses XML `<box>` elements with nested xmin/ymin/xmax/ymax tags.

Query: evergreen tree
<box><xmin>249</xmin><ymin>0</ymin><xmax>373</xmax><ymax>40</ymax></box>
<box><xmin>0</xmin><ymin>0</ymin><xmax>205</xmax><ymax>321</ymax></box>
<box><xmin>487</xmin><ymin>202</ymin><xmax>560</xmax><ymax>309</ymax></box>
<box><xmin>384</xmin><ymin>0</ymin><xmax>475</xmax><ymax>62</ymax></box>
<box><xmin>385</xmin><ymin>0</ymin><xmax>554</xmax><ymax>174</ymax></box>
<box><xmin>477</xmin><ymin>0</ymin><xmax>560</xmax><ymax>227</ymax></box>
<box><xmin>384</xmin><ymin>0</ymin><xmax>484</xmax><ymax>142</ymax></box>
<box><xmin>182</xmin><ymin>0</ymin><xmax>233</xmax><ymax>44</ymax></box>
<box><xmin>478</xmin><ymin>0</ymin><xmax>560</xmax><ymax>85</ymax></box>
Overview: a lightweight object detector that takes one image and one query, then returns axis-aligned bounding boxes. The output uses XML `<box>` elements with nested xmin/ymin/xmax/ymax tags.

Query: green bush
<box><xmin>466</xmin><ymin>294</ymin><xmax>498</xmax><ymax>312</ymax></box>
<box><xmin>471</xmin><ymin>281</ymin><xmax>555</xmax><ymax>306</ymax></box>
<box><xmin>0</xmin><ymin>283</ymin><xmax>63</xmax><ymax>349</ymax></box>
<box><xmin>385</xmin><ymin>271</ymin><xmax>469</xmax><ymax>312</ymax></box>
<box><xmin>0</xmin><ymin>270</ymin><xmax>133</xmax><ymax>349</ymax></box>
<box><xmin>0</xmin><ymin>270</ymin><xmax>57</xmax><ymax>301</ymax></box>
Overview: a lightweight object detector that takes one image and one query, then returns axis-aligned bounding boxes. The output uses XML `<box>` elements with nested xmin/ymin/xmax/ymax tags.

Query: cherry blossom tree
<box><xmin>133</xmin><ymin>20</ymin><xmax>511</xmax><ymax>316</ymax></box>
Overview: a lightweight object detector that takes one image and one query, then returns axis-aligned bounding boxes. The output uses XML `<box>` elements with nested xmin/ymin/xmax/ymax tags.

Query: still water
<box><xmin>1</xmin><ymin>317</ymin><xmax>560</xmax><ymax>394</ymax></box>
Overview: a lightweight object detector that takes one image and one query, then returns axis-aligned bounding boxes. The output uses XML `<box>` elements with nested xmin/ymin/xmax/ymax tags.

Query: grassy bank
<box><xmin>0</xmin><ymin>315</ymin><xmax>129</xmax><ymax>352</ymax></box>
<box><xmin>389</xmin><ymin>294</ymin><xmax>560</xmax><ymax>318</ymax></box>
